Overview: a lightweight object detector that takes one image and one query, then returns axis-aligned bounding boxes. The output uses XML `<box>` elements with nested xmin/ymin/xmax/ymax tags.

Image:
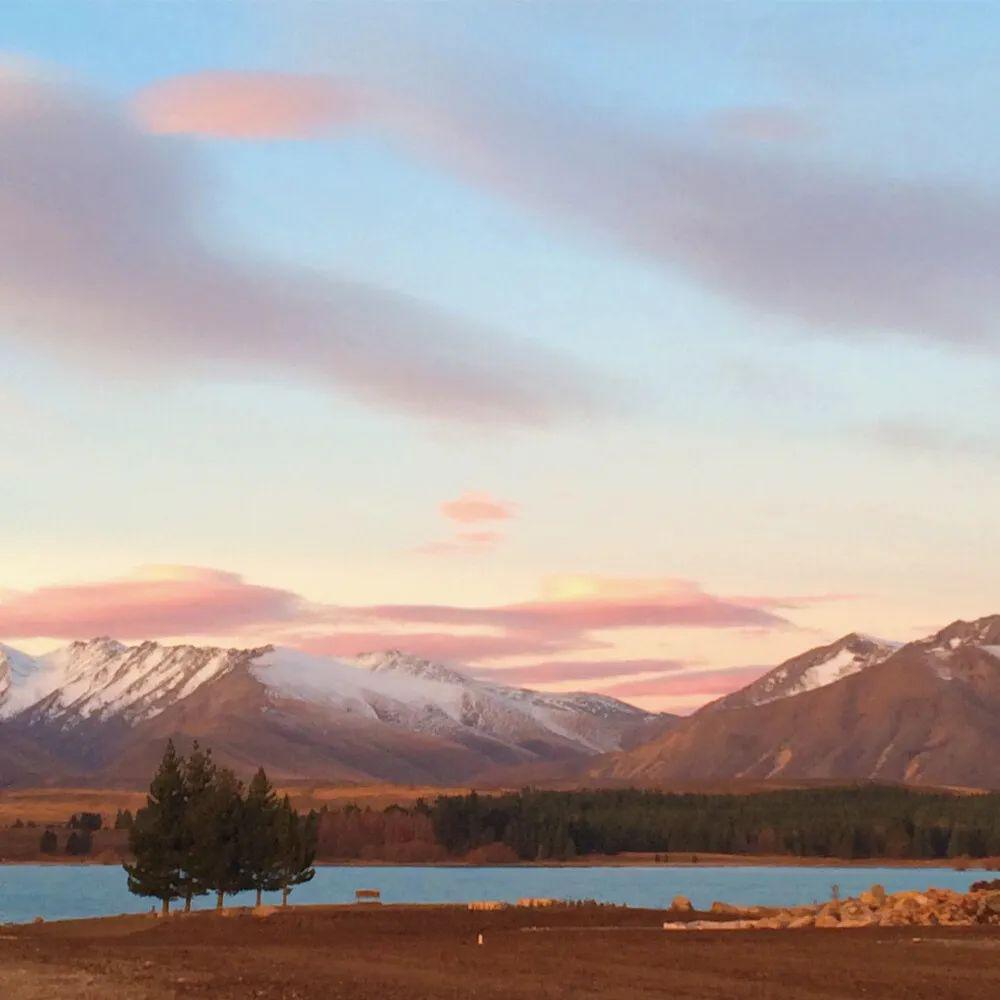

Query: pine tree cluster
<box><xmin>124</xmin><ymin>740</ymin><xmax>317</xmax><ymax>914</ymax></box>
<box><xmin>431</xmin><ymin>786</ymin><xmax>1000</xmax><ymax>861</ymax></box>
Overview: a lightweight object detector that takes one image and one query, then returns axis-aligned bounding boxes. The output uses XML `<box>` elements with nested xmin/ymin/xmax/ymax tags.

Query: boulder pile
<box><xmin>663</xmin><ymin>883</ymin><xmax>1000</xmax><ymax>930</ymax></box>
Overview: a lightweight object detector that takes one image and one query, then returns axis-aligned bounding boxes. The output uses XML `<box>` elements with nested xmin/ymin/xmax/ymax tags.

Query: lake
<box><xmin>0</xmin><ymin>864</ymin><xmax>983</xmax><ymax>924</ymax></box>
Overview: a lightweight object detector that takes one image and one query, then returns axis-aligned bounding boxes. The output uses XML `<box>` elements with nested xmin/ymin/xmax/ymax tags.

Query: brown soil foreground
<box><xmin>1</xmin><ymin>904</ymin><xmax>999</xmax><ymax>999</ymax></box>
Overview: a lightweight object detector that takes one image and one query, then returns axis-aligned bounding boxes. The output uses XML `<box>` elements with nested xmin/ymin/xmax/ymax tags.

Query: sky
<box><xmin>2</xmin><ymin>2</ymin><xmax>1000</xmax><ymax>713</ymax></box>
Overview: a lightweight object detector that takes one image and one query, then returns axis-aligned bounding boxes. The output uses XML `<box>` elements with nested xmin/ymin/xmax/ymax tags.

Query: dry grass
<box><xmin>0</xmin><ymin>789</ymin><xmax>146</xmax><ymax>826</ymax></box>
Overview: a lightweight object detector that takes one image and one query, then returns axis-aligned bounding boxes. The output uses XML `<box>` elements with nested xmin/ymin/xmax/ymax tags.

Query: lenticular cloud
<box><xmin>0</xmin><ymin>67</ymin><xmax>597</xmax><ymax>424</ymax></box>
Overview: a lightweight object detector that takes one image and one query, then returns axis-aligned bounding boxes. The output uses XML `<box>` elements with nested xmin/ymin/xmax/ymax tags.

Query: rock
<box><xmin>838</xmin><ymin>913</ymin><xmax>876</xmax><ymax>928</ymax></box>
<box><xmin>788</xmin><ymin>914</ymin><xmax>815</xmax><ymax>929</ymax></box>
<box><xmin>32</xmin><ymin>916</ymin><xmax>44</xmax><ymax>925</ymax></box>
<box><xmin>859</xmin><ymin>884</ymin><xmax>886</xmax><ymax>908</ymax></box>
<box><xmin>688</xmin><ymin>919</ymin><xmax>757</xmax><ymax>930</ymax></box>
<box><xmin>670</xmin><ymin>895</ymin><xmax>693</xmax><ymax>913</ymax></box>
<box><xmin>252</xmin><ymin>905</ymin><xmax>278</xmax><ymax>919</ymax></box>
<box><xmin>710</xmin><ymin>901</ymin><xmax>744</xmax><ymax>916</ymax></box>
<box><xmin>469</xmin><ymin>901</ymin><xmax>508</xmax><ymax>911</ymax></box>
<box><xmin>815</xmin><ymin>913</ymin><xmax>841</xmax><ymax>929</ymax></box>
<box><xmin>752</xmin><ymin>917</ymin><xmax>783</xmax><ymax>930</ymax></box>
<box><xmin>983</xmin><ymin>891</ymin><xmax>1000</xmax><ymax>915</ymax></box>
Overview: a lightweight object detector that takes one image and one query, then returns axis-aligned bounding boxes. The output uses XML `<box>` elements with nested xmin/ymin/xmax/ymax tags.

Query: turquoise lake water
<box><xmin>0</xmin><ymin>865</ymin><xmax>982</xmax><ymax>924</ymax></box>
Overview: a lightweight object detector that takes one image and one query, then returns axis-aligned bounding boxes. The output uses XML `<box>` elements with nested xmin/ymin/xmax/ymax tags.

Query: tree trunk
<box><xmin>255</xmin><ymin>886</ymin><xmax>262</xmax><ymax>908</ymax></box>
<box><xmin>184</xmin><ymin>890</ymin><xmax>192</xmax><ymax>913</ymax></box>
<box><xmin>281</xmin><ymin>885</ymin><xmax>290</xmax><ymax>907</ymax></box>
<box><xmin>216</xmin><ymin>891</ymin><xmax>224</xmax><ymax>911</ymax></box>
<box><xmin>161</xmin><ymin>897</ymin><xmax>170</xmax><ymax>917</ymax></box>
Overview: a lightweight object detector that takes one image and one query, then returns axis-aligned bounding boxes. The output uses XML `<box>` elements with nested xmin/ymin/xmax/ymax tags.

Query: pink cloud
<box><xmin>361</xmin><ymin>577</ymin><xmax>793</xmax><ymax>632</ymax></box>
<box><xmin>146</xmin><ymin>61</ymin><xmax>1000</xmax><ymax>350</ymax></box>
<box><xmin>133</xmin><ymin>72</ymin><xmax>362</xmax><ymax>139</ymax></box>
<box><xmin>0</xmin><ymin>566</ymin><xmax>302</xmax><ymax>640</ymax></box>
<box><xmin>440</xmin><ymin>491</ymin><xmax>517</xmax><ymax>524</ymax></box>
<box><xmin>411</xmin><ymin>530</ymin><xmax>504</xmax><ymax>557</ymax></box>
<box><xmin>472</xmin><ymin>658</ymin><xmax>687</xmax><ymax>685</ymax></box>
<box><xmin>0</xmin><ymin>567</ymin><xmax>834</xmax><ymax>681</ymax></box>
<box><xmin>0</xmin><ymin>68</ymin><xmax>598</xmax><ymax>424</ymax></box>
<box><xmin>292</xmin><ymin>630</ymin><xmax>587</xmax><ymax>662</ymax></box>
<box><xmin>597</xmin><ymin>666</ymin><xmax>769</xmax><ymax>699</ymax></box>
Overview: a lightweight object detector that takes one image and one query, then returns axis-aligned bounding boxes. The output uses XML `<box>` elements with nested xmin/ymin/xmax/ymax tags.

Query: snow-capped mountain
<box><xmin>0</xmin><ymin>639</ymin><xmax>664</xmax><ymax>786</ymax></box>
<box><xmin>706</xmin><ymin>632</ymin><xmax>900</xmax><ymax>712</ymax></box>
<box><xmin>0</xmin><ymin>638</ymin><xmax>263</xmax><ymax>726</ymax></box>
<box><xmin>589</xmin><ymin>615</ymin><xmax>1000</xmax><ymax>789</ymax></box>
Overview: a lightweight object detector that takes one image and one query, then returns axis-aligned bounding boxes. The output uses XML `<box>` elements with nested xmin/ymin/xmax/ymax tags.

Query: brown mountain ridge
<box><xmin>589</xmin><ymin>615</ymin><xmax>1000</xmax><ymax>789</ymax></box>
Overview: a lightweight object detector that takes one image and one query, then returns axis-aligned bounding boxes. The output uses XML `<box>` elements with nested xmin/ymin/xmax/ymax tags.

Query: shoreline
<box><xmin>1</xmin><ymin>852</ymin><xmax>996</xmax><ymax>869</ymax></box>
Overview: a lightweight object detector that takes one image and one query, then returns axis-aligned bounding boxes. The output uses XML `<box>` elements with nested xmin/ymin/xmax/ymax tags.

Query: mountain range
<box><xmin>590</xmin><ymin>615</ymin><xmax>1000</xmax><ymax>788</ymax></box>
<box><xmin>0</xmin><ymin>640</ymin><xmax>669</xmax><ymax>787</ymax></box>
<box><xmin>2</xmin><ymin>612</ymin><xmax>999</xmax><ymax>790</ymax></box>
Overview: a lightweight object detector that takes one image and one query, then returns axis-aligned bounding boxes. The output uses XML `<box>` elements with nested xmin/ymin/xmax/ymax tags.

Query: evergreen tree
<box><xmin>242</xmin><ymin>767</ymin><xmax>281</xmax><ymax>907</ymax></box>
<box><xmin>66</xmin><ymin>829</ymin><xmax>93</xmax><ymax>855</ymax></box>
<box><xmin>39</xmin><ymin>829</ymin><xmax>58</xmax><ymax>854</ymax></box>
<box><xmin>192</xmin><ymin>766</ymin><xmax>248</xmax><ymax>910</ymax></box>
<box><xmin>69</xmin><ymin>811</ymin><xmax>102</xmax><ymax>832</ymax></box>
<box><xmin>267</xmin><ymin>796</ymin><xmax>317</xmax><ymax>906</ymax></box>
<box><xmin>124</xmin><ymin>740</ymin><xmax>186</xmax><ymax>914</ymax></box>
<box><xmin>178</xmin><ymin>742</ymin><xmax>217</xmax><ymax>911</ymax></box>
<box><xmin>114</xmin><ymin>809</ymin><xmax>134</xmax><ymax>831</ymax></box>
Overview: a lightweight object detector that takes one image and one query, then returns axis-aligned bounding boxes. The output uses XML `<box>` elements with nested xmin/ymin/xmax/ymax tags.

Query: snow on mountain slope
<box><xmin>591</xmin><ymin>614</ymin><xmax>1000</xmax><ymax>788</ymax></box>
<box><xmin>0</xmin><ymin>642</ymin><xmax>40</xmax><ymax>706</ymax></box>
<box><xmin>253</xmin><ymin>647</ymin><xmax>655</xmax><ymax>753</ymax></box>
<box><xmin>706</xmin><ymin>632</ymin><xmax>900</xmax><ymax>712</ymax></box>
<box><xmin>1</xmin><ymin>638</ymin><xmax>256</xmax><ymax>727</ymax></box>
<box><xmin>0</xmin><ymin>639</ymin><xmax>658</xmax><ymax>758</ymax></box>
<box><xmin>915</xmin><ymin>614</ymin><xmax>1000</xmax><ymax>657</ymax></box>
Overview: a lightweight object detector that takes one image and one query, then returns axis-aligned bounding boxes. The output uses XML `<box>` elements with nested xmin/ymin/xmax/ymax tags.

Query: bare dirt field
<box><xmin>1</xmin><ymin>904</ymin><xmax>998</xmax><ymax>999</ymax></box>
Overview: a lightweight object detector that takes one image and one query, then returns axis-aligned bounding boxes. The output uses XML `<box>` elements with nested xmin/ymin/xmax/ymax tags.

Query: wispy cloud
<box><xmin>864</xmin><ymin>418</ymin><xmax>1000</xmax><ymax>459</ymax></box>
<box><xmin>471</xmin><ymin>658</ymin><xmax>689</xmax><ymax>686</ymax></box>
<box><xmin>292</xmin><ymin>630</ymin><xmax>588</xmax><ymax>662</ymax></box>
<box><xmin>413</xmin><ymin>491</ymin><xmax>517</xmax><ymax>556</ymax></box>
<box><xmin>133</xmin><ymin>65</ymin><xmax>1000</xmax><ymax>351</ymax></box>
<box><xmin>709</xmin><ymin>106</ymin><xmax>817</xmax><ymax>144</ymax></box>
<box><xmin>440</xmin><ymin>491</ymin><xmax>517</xmax><ymax>524</ymax></box>
<box><xmin>0</xmin><ymin>66</ymin><xmax>598</xmax><ymax>423</ymax></box>
<box><xmin>411</xmin><ymin>530</ymin><xmax>504</xmax><ymax>557</ymax></box>
<box><xmin>597</xmin><ymin>665</ymin><xmax>769</xmax><ymax>700</ymax></box>
<box><xmin>0</xmin><ymin>568</ymin><xmax>820</xmax><ymax>660</ymax></box>
<box><xmin>0</xmin><ymin>566</ymin><xmax>303</xmax><ymax>640</ymax></box>
<box><xmin>133</xmin><ymin>71</ymin><xmax>363</xmax><ymax>138</ymax></box>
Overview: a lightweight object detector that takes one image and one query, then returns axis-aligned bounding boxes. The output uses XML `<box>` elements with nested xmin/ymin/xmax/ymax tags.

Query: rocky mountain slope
<box><xmin>589</xmin><ymin>615</ymin><xmax>1000</xmax><ymax>788</ymax></box>
<box><xmin>706</xmin><ymin>633</ymin><xmax>899</xmax><ymax>712</ymax></box>
<box><xmin>0</xmin><ymin>639</ymin><xmax>667</xmax><ymax>787</ymax></box>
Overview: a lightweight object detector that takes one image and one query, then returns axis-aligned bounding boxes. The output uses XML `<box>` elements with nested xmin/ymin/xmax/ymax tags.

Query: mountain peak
<box><xmin>708</xmin><ymin>631</ymin><xmax>899</xmax><ymax>712</ymax></box>
<box><xmin>920</xmin><ymin>614</ymin><xmax>1000</xmax><ymax>653</ymax></box>
<box><xmin>352</xmin><ymin>649</ymin><xmax>470</xmax><ymax>685</ymax></box>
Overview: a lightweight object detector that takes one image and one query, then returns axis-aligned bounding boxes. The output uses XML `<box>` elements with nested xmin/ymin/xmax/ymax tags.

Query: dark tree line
<box><xmin>430</xmin><ymin>787</ymin><xmax>1000</xmax><ymax>861</ymax></box>
<box><xmin>125</xmin><ymin>741</ymin><xmax>317</xmax><ymax>914</ymax></box>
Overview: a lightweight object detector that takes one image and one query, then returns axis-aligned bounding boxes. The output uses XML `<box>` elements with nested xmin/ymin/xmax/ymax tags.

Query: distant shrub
<box><xmin>66</xmin><ymin>829</ymin><xmax>93</xmax><ymax>856</ymax></box>
<box><xmin>69</xmin><ymin>812</ymin><xmax>102</xmax><ymax>832</ymax></box>
<box><xmin>39</xmin><ymin>829</ymin><xmax>58</xmax><ymax>854</ymax></box>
